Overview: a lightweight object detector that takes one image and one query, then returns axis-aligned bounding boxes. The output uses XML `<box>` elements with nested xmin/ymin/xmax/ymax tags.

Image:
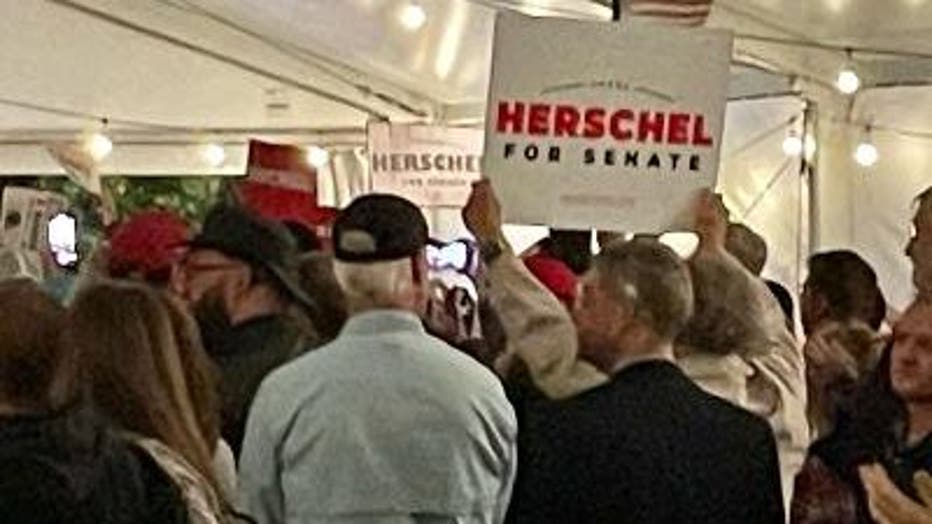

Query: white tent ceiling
<box><xmin>1</xmin><ymin>0</ymin><xmax>932</xmax><ymax>305</ymax></box>
<box><xmin>4</xmin><ymin>0</ymin><xmax>931</xmax><ymax>144</ymax></box>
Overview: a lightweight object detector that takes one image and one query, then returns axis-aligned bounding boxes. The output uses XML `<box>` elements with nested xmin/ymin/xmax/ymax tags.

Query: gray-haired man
<box><xmin>239</xmin><ymin>194</ymin><xmax>517</xmax><ymax>524</ymax></box>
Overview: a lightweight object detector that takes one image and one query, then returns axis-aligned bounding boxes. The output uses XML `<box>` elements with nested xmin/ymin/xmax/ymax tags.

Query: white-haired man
<box><xmin>239</xmin><ymin>194</ymin><xmax>517</xmax><ymax>524</ymax></box>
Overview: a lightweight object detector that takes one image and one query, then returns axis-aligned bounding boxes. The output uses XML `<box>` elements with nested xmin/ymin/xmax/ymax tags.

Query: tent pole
<box><xmin>807</xmin><ymin>102</ymin><xmax>821</xmax><ymax>256</ymax></box>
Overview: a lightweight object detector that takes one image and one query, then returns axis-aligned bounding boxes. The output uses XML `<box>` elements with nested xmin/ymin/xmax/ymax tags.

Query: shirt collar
<box><xmin>341</xmin><ymin>310</ymin><xmax>425</xmax><ymax>336</ymax></box>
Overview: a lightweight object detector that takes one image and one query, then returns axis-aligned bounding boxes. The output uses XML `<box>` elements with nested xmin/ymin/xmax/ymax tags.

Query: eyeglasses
<box><xmin>179</xmin><ymin>256</ymin><xmax>243</xmax><ymax>277</ymax></box>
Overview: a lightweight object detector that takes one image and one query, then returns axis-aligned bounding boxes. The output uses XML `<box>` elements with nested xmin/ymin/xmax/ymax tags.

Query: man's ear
<box><xmin>411</xmin><ymin>251</ymin><xmax>429</xmax><ymax>286</ymax></box>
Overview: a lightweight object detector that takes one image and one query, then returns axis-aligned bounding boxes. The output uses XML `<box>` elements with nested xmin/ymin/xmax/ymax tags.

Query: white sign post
<box><xmin>483</xmin><ymin>14</ymin><xmax>733</xmax><ymax>232</ymax></box>
<box><xmin>367</xmin><ymin>122</ymin><xmax>484</xmax><ymax>208</ymax></box>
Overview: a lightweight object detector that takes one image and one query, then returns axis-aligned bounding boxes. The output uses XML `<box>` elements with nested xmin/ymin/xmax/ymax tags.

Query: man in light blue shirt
<box><xmin>239</xmin><ymin>194</ymin><xmax>517</xmax><ymax>524</ymax></box>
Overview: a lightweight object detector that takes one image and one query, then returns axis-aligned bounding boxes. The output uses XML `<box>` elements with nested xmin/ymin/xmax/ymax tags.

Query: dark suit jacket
<box><xmin>507</xmin><ymin>360</ymin><xmax>785</xmax><ymax>524</ymax></box>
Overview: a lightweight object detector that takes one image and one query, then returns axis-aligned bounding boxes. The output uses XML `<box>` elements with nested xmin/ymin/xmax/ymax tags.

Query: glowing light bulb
<box><xmin>854</xmin><ymin>141</ymin><xmax>878</xmax><ymax>167</ymax></box>
<box><xmin>306</xmin><ymin>146</ymin><xmax>330</xmax><ymax>168</ymax></box>
<box><xmin>836</xmin><ymin>68</ymin><xmax>861</xmax><ymax>95</ymax></box>
<box><xmin>399</xmin><ymin>4</ymin><xmax>427</xmax><ymax>31</ymax></box>
<box><xmin>86</xmin><ymin>132</ymin><xmax>113</xmax><ymax>161</ymax></box>
<box><xmin>782</xmin><ymin>134</ymin><xmax>803</xmax><ymax>157</ymax></box>
<box><xmin>203</xmin><ymin>143</ymin><xmax>226</xmax><ymax>167</ymax></box>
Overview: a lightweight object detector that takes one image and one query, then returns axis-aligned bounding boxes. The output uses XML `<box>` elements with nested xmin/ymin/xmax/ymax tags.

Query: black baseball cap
<box><xmin>188</xmin><ymin>204</ymin><xmax>317</xmax><ymax>311</ymax></box>
<box><xmin>333</xmin><ymin>194</ymin><xmax>428</xmax><ymax>263</ymax></box>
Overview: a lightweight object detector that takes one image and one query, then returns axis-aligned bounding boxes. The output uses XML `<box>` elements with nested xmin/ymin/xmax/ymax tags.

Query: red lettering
<box><xmin>693</xmin><ymin>115</ymin><xmax>714</xmax><ymax>147</ymax></box>
<box><xmin>498</xmin><ymin>101</ymin><xmax>712</xmax><ymax>145</ymax></box>
<box><xmin>637</xmin><ymin>112</ymin><xmax>665</xmax><ymax>143</ymax></box>
<box><xmin>583</xmin><ymin>109</ymin><xmax>606</xmax><ymax>138</ymax></box>
<box><xmin>553</xmin><ymin>105</ymin><xmax>581</xmax><ymax>137</ymax></box>
<box><xmin>609</xmin><ymin>109</ymin><xmax>634</xmax><ymax>141</ymax></box>
<box><xmin>497</xmin><ymin>102</ymin><xmax>525</xmax><ymax>134</ymax></box>
<box><xmin>528</xmin><ymin>104</ymin><xmax>551</xmax><ymax>135</ymax></box>
<box><xmin>667</xmin><ymin>113</ymin><xmax>690</xmax><ymax>145</ymax></box>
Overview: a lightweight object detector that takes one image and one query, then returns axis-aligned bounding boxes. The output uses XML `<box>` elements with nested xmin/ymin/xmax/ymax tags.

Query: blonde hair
<box><xmin>333</xmin><ymin>258</ymin><xmax>420</xmax><ymax>312</ymax></box>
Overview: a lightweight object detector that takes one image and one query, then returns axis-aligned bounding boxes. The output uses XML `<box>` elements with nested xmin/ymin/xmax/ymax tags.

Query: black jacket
<box><xmin>0</xmin><ymin>404</ymin><xmax>187</xmax><ymax>524</ymax></box>
<box><xmin>206</xmin><ymin>314</ymin><xmax>309</xmax><ymax>457</ymax></box>
<box><xmin>507</xmin><ymin>360</ymin><xmax>785</xmax><ymax>524</ymax></box>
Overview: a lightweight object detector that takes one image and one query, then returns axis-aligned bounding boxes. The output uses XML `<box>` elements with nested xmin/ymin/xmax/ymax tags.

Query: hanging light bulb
<box><xmin>202</xmin><ymin>143</ymin><xmax>226</xmax><ymax>168</ymax></box>
<box><xmin>306</xmin><ymin>146</ymin><xmax>330</xmax><ymax>168</ymax></box>
<box><xmin>86</xmin><ymin>132</ymin><xmax>113</xmax><ymax>161</ymax></box>
<box><xmin>836</xmin><ymin>69</ymin><xmax>860</xmax><ymax>94</ymax></box>
<box><xmin>836</xmin><ymin>50</ymin><xmax>861</xmax><ymax>95</ymax></box>
<box><xmin>854</xmin><ymin>142</ymin><xmax>878</xmax><ymax>167</ymax></box>
<box><xmin>399</xmin><ymin>3</ymin><xmax>427</xmax><ymax>31</ymax></box>
<box><xmin>782</xmin><ymin>132</ymin><xmax>803</xmax><ymax>157</ymax></box>
<box><xmin>854</xmin><ymin>130</ymin><xmax>879</xmax><ymax>167</ymax></box>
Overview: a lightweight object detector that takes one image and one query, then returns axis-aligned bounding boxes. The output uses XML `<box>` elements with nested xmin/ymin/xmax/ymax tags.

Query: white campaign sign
<box><xmin>367</xmin><ymin>122</ymin><xmax>484</xmax><ymax>207</ymax></box>
<box><xmin>484</xmin><ymin>14</ymin><xmax>733</xmax><ymax>232</ymax></box>
<box><xmin>1</xmin><ymin>187</ymin><xmax>67</xmax><ymax>251</ymax></box>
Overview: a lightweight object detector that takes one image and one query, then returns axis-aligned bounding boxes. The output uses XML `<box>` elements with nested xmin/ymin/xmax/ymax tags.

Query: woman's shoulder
<box><xmin>0</xmin><ymin>412</ymin><xmax>190</xmax><ymax>524</ymax></box>
<box><xmin>128</xmin><ymin>435</ymin><xmax>226</xmax><ymax>524</ymax></box>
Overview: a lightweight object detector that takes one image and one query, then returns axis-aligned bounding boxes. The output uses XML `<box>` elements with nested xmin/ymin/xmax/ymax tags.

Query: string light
<box><xmin>854</xmin><ymin>126</ymin><xmax>879</xmax><ymax>167</ymax></box>
<box><xmin>782</xmin><ymin>132</ymin><xmax>803</xmax><ymax>157</ymax></box>
<box><xmin>86</xmin><ymin>132</ymin><xmax>113</xmax><ymax>161</ymax></box>
<box><xmin>306</xmin><ymin>146</ymin><xmax>330</xmax><ymax>168</ymax></box>
<box><xmin>836</xmin><ymin>50</ymin><xmax>861</xmax><ymax>95</ymax></box>
<box><xmin>202</xmin><ymin>143</ymin><xmax>226</xmax><ymax>167</ymax></box>
<box><xmin>399</xmin><ymin>3</ymin><xmax>427</xmax><ymax>31</ymax></box>
<box><xmin>854</xmin><ymin>142</ymin><xmax>878</xmax><ymax>167</ymax></box>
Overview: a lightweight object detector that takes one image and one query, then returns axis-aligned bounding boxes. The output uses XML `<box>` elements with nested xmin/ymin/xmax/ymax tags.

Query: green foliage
<box><xmin>35</xmin><ymin>176</ymin><xmax>224</xmax><ymax>230</ymax></box>
<box><xmin>104</xmin><ymin>177</ymin><xmax>223</xmax><ymax>224</ymax></box>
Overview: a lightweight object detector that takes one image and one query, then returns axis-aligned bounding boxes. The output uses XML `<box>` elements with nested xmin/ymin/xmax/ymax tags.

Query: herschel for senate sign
<box><xmin>483</xmin><ymin>13</ymin><xmax>734</xmax><ymax>232</ymax></box>
<box><xmin>368</xmin><ymin>122</ymin><xmax>484</xmax><ymax>208</ymax></box>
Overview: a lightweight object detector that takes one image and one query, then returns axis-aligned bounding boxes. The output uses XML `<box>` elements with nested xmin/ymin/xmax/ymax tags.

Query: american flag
<box><xmin>627</xmin><ymin>0</ymin><xmax>713</xmax><ymax>26</ymax></box>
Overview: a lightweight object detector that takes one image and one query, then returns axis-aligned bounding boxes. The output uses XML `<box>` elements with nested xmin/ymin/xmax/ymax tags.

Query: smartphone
<box><xmin>47</xmin><ymin>212</ymin><xmax>78</xmax><ymax>267</ymax></box>
<box><xmin>426</xmin><ymin>239</ymin><xmax>476</xmax><ymax>276</ymax></box>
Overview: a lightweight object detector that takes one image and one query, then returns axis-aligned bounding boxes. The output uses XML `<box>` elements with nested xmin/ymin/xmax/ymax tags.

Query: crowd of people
<box><xmin>1</xmin><ymin>180</ymin><xmax>932</xmax><ymax>524</ymax></box>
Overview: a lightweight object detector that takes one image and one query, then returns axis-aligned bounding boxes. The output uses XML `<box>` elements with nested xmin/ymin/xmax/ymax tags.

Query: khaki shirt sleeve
<box><xmin>485</xmin><ymin>252</ymin><xmax>608</xmax><ymax>399</ymax></box>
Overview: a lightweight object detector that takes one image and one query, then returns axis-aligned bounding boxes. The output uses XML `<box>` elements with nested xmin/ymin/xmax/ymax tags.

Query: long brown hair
<box><xmin>0</xmin><ymin>279</ymin><xmax>68</xmax><ymax>411</ymax></box>
<box><xmin>65</xmin><ymin>280</ymin><xmax>220</xmax><ymax>496</ymax></box>
<box><xmin>159</xmin><ymin>292</ymin><xmax>222</xmax><ymax>450</ymax></box>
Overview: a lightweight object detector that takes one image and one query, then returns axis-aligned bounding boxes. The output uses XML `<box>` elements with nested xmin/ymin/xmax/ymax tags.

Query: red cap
<box><xmin>524</xmin><ymin>253</ymin><xmax>578</xmax><ymax>309</ymax></box>
<box><xmin>108</xmin><ymin>210</ymin><xmax>191</xmax><ymax>283</ymax></box>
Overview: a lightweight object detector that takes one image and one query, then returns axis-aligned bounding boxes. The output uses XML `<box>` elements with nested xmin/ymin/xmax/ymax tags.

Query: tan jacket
<box><xmin>485</xmin><ymin>252</ymin><xmax>606</xmax><ymax>399</ymax></box>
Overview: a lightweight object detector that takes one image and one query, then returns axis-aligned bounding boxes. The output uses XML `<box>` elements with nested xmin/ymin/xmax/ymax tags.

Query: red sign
<box><xmin>238</xmin><ymin>140</ymin><xmax>338</xmax><ymax>239</ymax></box>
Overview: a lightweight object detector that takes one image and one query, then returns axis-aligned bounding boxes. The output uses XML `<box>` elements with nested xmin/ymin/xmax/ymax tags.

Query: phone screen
<box><xmin>47</xmin><ymin>212</ymin><xmax>78</xmax><ymax>267</ymax></box>
<box><xmin>426</xmin><ymin>240</ymin><xmax>475</xmax><ymax>275</ymax></box>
